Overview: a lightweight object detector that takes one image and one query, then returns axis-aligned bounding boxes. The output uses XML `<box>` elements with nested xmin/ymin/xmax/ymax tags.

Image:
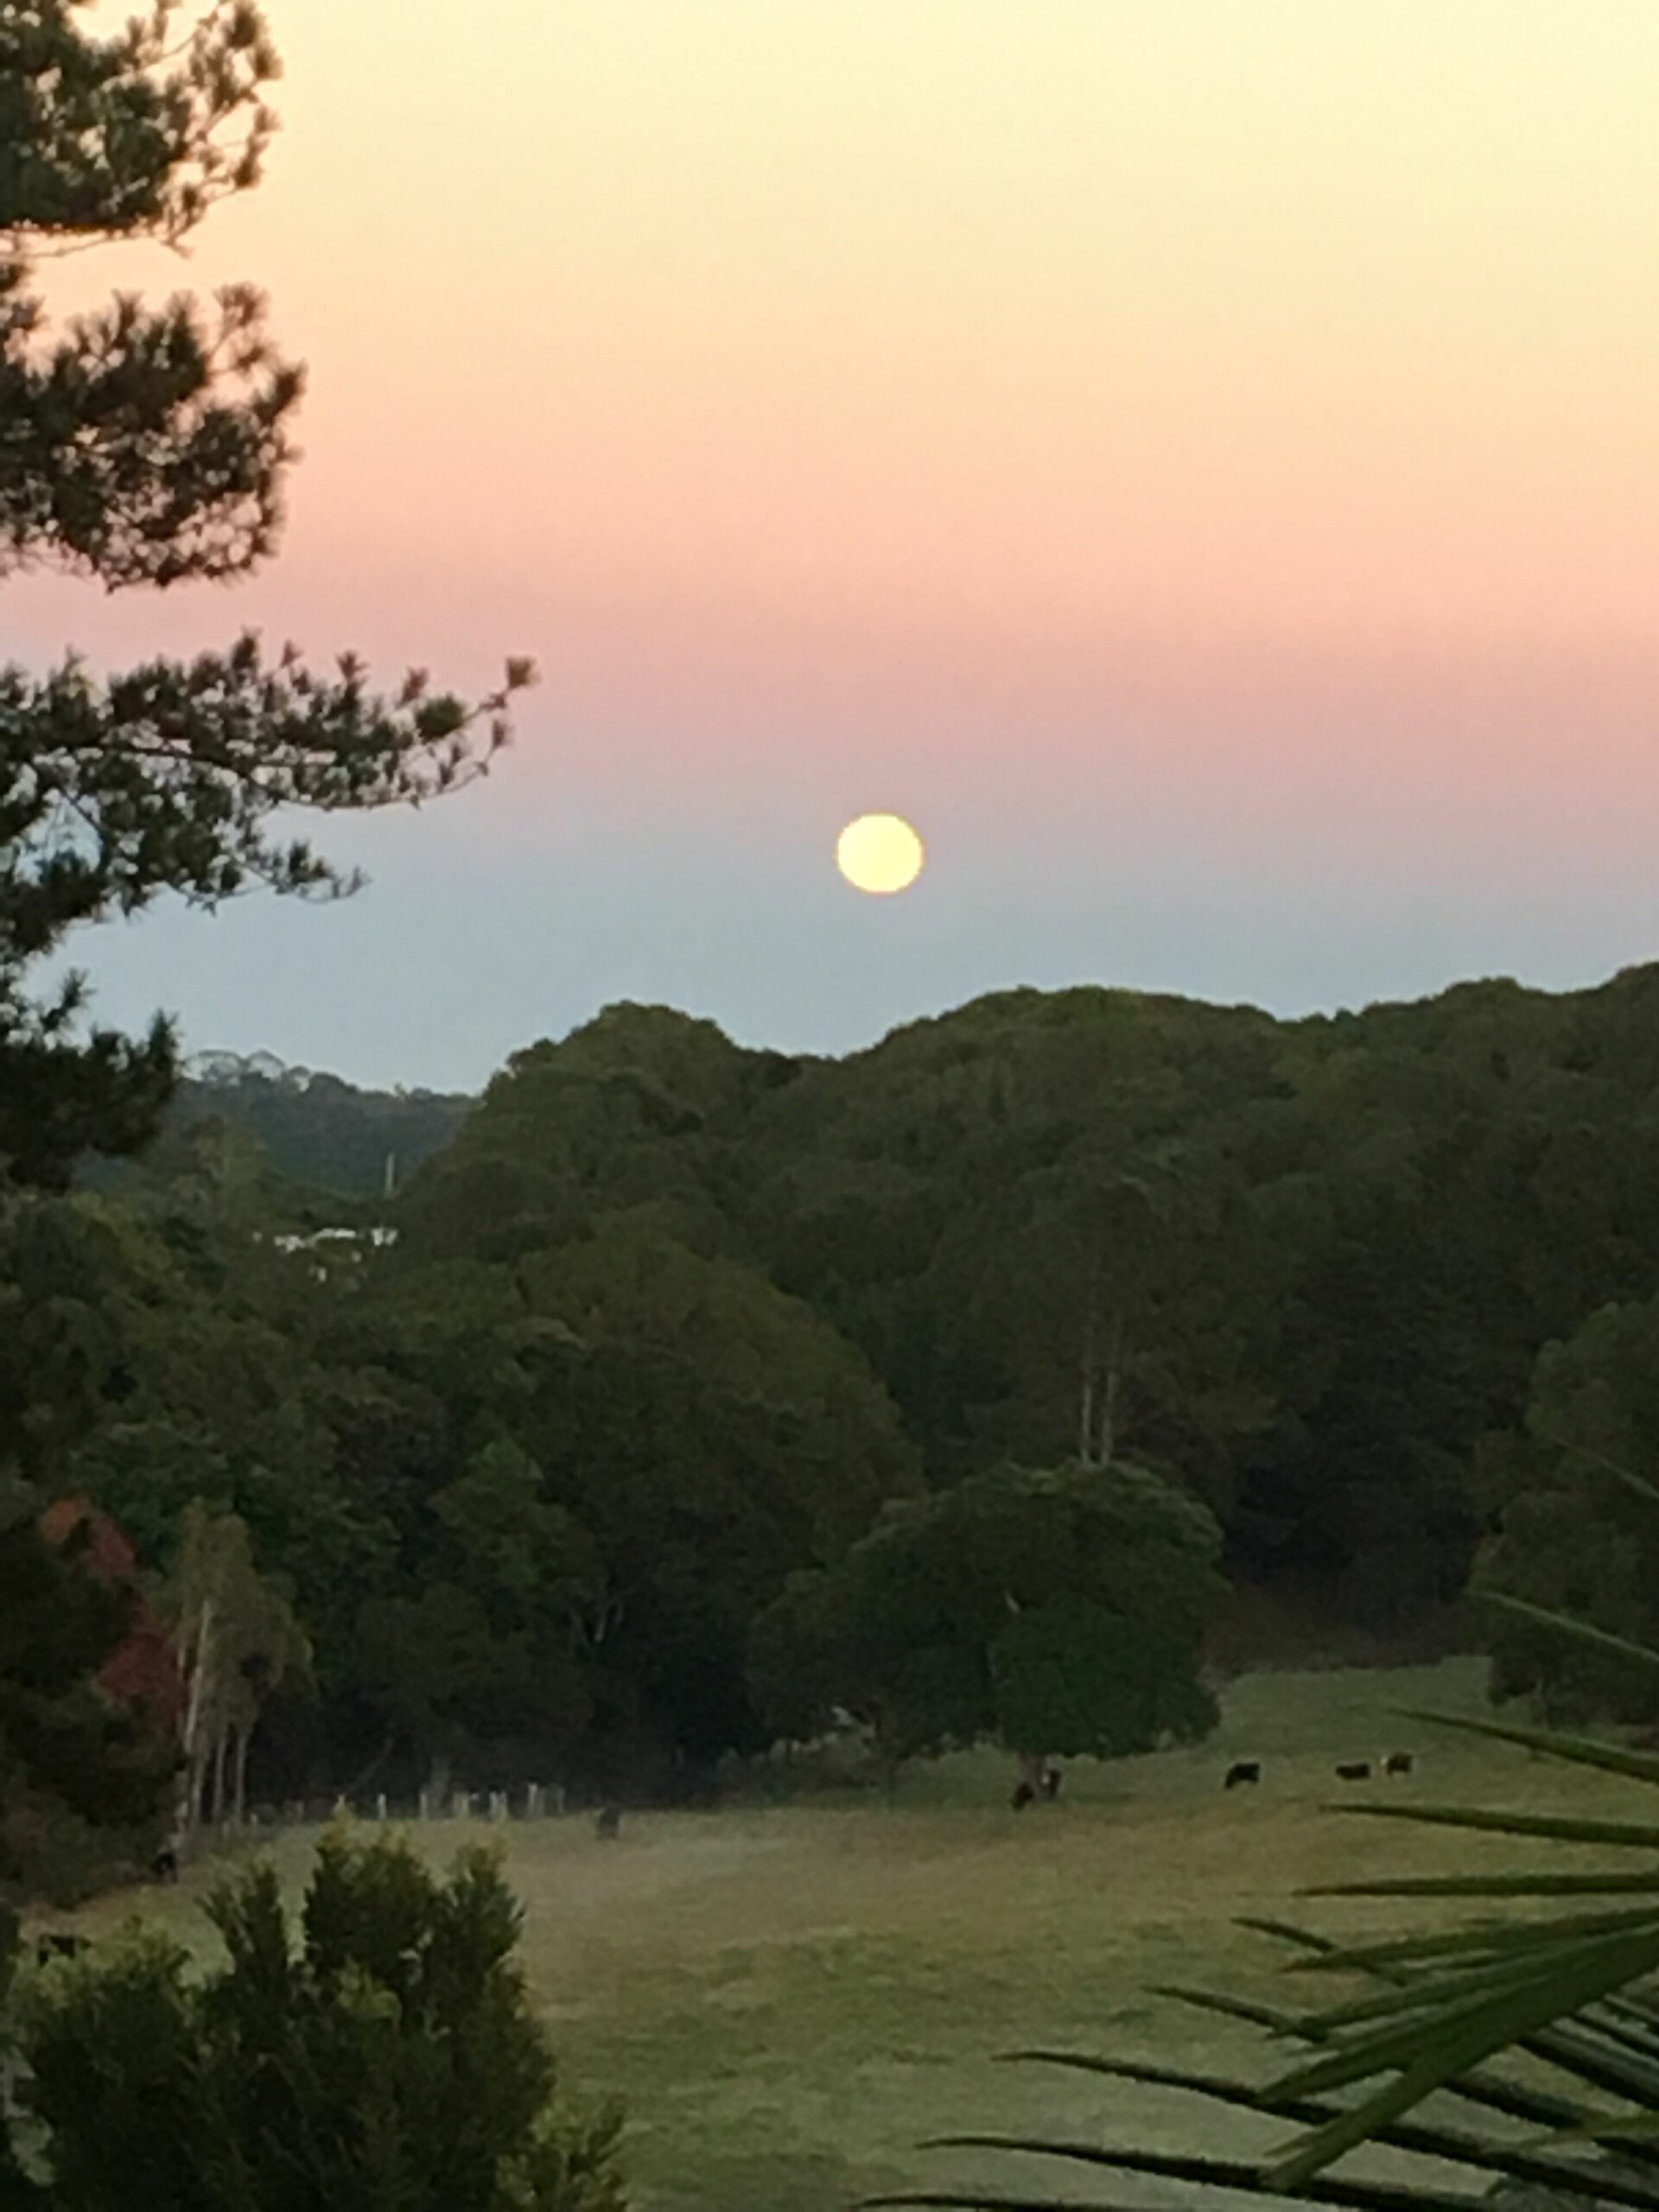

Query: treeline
<box><xmin>88</xmin><ymin>1052</ymin><xmax>471</xmax><ymax>1201</ymax></box>
<box><xmin>22</xmin><ymin>964</ymin><xmax>1659</xmax><ymax>1804</ymax></box>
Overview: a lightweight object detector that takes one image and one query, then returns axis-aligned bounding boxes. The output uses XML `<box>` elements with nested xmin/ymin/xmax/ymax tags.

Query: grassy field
<box><xmin>48</xmin><ymin>1657</ymin><xmax>1645</xmax><ymax>2211</ymax></box>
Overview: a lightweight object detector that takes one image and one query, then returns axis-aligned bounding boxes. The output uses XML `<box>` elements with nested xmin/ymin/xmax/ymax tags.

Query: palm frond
<box><xmin>864</xmin><ymin>2195</ymin><xmax>1096</xmax><ymax>2209</ymax></box>
<box><xmin>1001</xmin><ymin>2052</ymin><xmax>1659</xmax><ymax>2209</ymax></box>
<box><xmin>1284</xmin><ymin>1908</ymin><xmax>1659</xmax><ymax>1974</ymax></box>
<box><xmin>1233</xmin><ymin>1919</ymin><xmax>1659</xmax><ymax>2155</ymax></box>
<box><xmin>906</xmin><ymin>1606</ymin><xmax>1659</xmax><ymax>2209</ymax></box>
<box><xmin>1530</xmin><ymin>1433</ymin><xmax>1659</xmax><ymax>1516</ymax></box>
<box><xmin>1306</xmin><ymin>1875</ymin><xmax>1659</xmax><ymax>1900</ymax></box>
<box><xmin>1323</xmin><ymin>1803</ymin><xmax>1659</xmax><ymax>1851</ymax></box>
<box><xmin>922</xmin><ymin>2135</ymin><xmax>1483</xmax><ymax>2212</ymax></box>
<box><xmin>1398</xmin><ymin>1710</ymin><xmax>1659</xmax><ymax>1788</ymax></box>
<box><xmin>1477</xmin><ymin>1597</ymin><xmax>1659</xmax><ymax>1689</ymax></box>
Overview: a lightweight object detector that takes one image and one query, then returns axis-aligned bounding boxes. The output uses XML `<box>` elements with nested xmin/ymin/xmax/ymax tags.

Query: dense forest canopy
<box><xmin>0</xmin><ymin>0</ymin><xmax>531</xmax><ymax>1918</ymax></box>
<box><xmin>85</xmin><ymin>1052</ymin><xmax>473</xmax><ymax>1200</ymax></box>
<box><xmin>16</xmin><ymin>958</ymin><xmax>1649</xmax><ymax>1820</ymax></box>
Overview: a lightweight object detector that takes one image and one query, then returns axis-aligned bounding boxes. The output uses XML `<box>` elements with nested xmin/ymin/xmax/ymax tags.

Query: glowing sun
<box><xmin>836</xmin><ymin>812</ymin><xmax>925</xmax><ymax>895</ymax></box>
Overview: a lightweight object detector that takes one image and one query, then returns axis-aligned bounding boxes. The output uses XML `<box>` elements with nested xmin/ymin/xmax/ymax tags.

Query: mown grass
<box><xmin>46</xmin><ymin>1658</ymin><xmax>1645</xmax><ymax>2211</ymax></box>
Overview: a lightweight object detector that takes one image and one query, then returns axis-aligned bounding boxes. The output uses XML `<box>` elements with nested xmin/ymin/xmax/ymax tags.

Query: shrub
<box><xmin>9</xmin><ymin>1833</ymin><xmax>625</xmax><ymax>2211</ymax></box>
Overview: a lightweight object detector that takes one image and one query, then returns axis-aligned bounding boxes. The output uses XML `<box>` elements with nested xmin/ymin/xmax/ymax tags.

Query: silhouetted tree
<box><xmin>0</xmin><ymin>2</ymin><xmax>531</xmax><ymax>1191</ymax></box>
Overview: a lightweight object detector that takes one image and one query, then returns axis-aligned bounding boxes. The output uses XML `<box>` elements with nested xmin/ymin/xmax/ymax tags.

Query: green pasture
<box><xmin>48</xmin><ymin>1659</ymin><xmax>1637</xmax><ymax>2212</ymax></box>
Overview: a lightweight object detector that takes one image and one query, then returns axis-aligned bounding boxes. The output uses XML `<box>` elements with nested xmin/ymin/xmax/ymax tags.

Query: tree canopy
<box><xmin>750</xmin><ymin>1459</ymin><xmax>1224</xmax><ymax>1776</ymax></box>
<box><xmin>28</xmin><ymin>962</ymin><xmax>1659</xmax><ymax>1796</ymax></box>
<box><xmin>20</xmin><ymin>955</ymin><xmax>1659</xmax><ymax>1810</ymax></box>
<box><xmin>0</xmin><ymin>0</ymin><xmax>530</xmax><ymax>1192</ymax></box>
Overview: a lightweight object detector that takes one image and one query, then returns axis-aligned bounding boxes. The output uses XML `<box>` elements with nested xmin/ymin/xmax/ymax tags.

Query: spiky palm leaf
<box><xmin>868</xmin><ymin>1596</ymin><xmax>1659</xmax><ymax>2212</ymax></box>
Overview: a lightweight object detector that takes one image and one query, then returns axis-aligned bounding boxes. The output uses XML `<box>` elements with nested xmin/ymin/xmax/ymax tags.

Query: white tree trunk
<box><xmin>1096</xmin><ymin>1311</ymin><xmax>1124</xmax><ymax>1470</ymax></box>
<box><xmin>210</xmin><ymin>1727</ymin><xmax>229</xmax><ymax>1827</ymax></box>
<box><xmin>177</xmin><ymin>1595</ymin><xmax>218</xmax><ymax>1839</ymax></box>
<box><xmin>233</xmin><ymin>1726</ymin><xmax>251</xmax><ymax>1827</ymax></box>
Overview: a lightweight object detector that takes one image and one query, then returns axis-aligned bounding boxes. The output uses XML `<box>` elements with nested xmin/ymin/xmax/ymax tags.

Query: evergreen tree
<box><xmin>0</xmin><ymin>2</ymin><xmax>531</xmax><ymax>1191</ymax></box>
<box><xmin>14</xmin><ymin>1834</ymin><xmax>626</xmax><ymax>2209</ymax></box>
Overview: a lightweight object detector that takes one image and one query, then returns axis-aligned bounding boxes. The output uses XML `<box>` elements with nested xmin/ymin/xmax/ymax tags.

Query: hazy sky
<box><xmin>13</xmin><ymin>2</ymin><xmax>1659</xmax><ymax>1088</ymax></box>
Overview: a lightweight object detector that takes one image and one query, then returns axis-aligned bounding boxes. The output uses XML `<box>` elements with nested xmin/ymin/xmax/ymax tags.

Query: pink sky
<box><xmin>12</xmin><ymin>1</ymin><xmax>1659</xmax><ymax>1084</ymax></box>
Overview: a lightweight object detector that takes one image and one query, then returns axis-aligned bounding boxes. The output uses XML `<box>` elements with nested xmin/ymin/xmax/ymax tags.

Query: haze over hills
<box><xmin>155</xmin><ymin>1052</ymin><xmax>475</xmax><ymax>1196</ymax></box>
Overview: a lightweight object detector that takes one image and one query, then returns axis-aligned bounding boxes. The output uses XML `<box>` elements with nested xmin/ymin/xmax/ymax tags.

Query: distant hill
<box><xmin>158</xmin><ymin>1052</ymin><xmax>474</xmax><ymax>1196</ymax></box>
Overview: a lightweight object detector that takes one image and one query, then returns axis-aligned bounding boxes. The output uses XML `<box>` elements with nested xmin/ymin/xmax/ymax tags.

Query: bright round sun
<box><xmin>836</xmin><ymin>812</ymin><xmax>925</xmax><ymax>896</ymax></box>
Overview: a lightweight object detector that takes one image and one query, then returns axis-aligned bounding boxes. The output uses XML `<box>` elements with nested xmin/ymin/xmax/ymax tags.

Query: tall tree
<box><xmin>167</xmin><ymin>1499</ymin><xmax>307</xmax><ymax>1838</ymax></box>
<box><xmin>750</xmin><ymin>1459</ymin><xmax>1224</xmax><ymax>1793</ymax></box>
<box><xmin>1475</xmin><ymin>1297</ymin><xmax>1659</xmax><ymax>1726</ymax></box>
<box><xmin>0</xmin><ymin>1</ymin><xmax>531</xmax><ymax>1191</ymax></box>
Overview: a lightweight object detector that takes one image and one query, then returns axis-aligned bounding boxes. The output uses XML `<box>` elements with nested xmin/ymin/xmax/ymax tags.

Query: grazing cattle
<box><xmin>35</xmin><ymin>1933</ymin><xmax>90</xmax><ymax>1964</ymax></box>
<box><xmin>595</xmin><ymin>1802</ymin><xmax>622</xmax><ymax>1840</ymax></box>
<box><xmin>151</xmin><ymin>1847</ymin><xmax>180</xmax><ymax>1883</ymax></box>
<box><xmin>1335</xmin><ymin>1761</ymin><xmax>1372</xmax><ymax>1782</ymax></box>
<box><xmin>1009</xmin><ymin>1781</ymin><xmax>1036</xmax><ymax>1811</ymax></box>
<box><xmin>1042</xmin><ymin>1765</ymin><xmax>1063</xmax><ymax>1801</ymax></box>
<box><xmin>1383</xmin><ymin>1751</ymin><xmax>1414</xmax><ymax>1777</ymax></box>
<box><xmin>1224</xmin><ymin>1760</ymin><xmax>1262</xmax><ymax>1789</ymax></box>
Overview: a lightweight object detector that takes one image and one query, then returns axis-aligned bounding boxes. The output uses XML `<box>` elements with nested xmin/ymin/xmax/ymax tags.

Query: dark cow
<box><xmin>35</xmin><ymin>1933</ymin><xmax>90</xmax><ymax>1964</ymax></box>
<box><xmin>595</xmin><ymin>1802</ymin><xmax>622</xmax><ymax>1840</ymax></box>
<box><xmin>1224</xmin><ymin>1760</ymin><xmax>1262</xmax><ymax>1789</ymax></box>
<box><xmin>1009</xmin><ymin>1781</ymin><xmax>1036</xmax><ymax>1811</ymax></box>
<box><xmin>1383</xmin><ymin>1751</ymin><xmax>1414</xmax><ymax>1777</ymax></box>
<box><xmin>1335</xmin><ymin>1761</ymin><xmax>1372</xmax><ymax>1782</ymax></box>
<box><xmin>151</xmin><ymin>1847</ymin><xmax>180</xmax><ymax>1883</ymax></box>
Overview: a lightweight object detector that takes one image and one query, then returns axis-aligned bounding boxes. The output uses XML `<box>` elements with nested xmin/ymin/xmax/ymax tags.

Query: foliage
<box><xmin>357</xmin><ymin>1215</ymin><xmax>921</xmax><ymax>1777</ymax></box>
<box><xmin>353</xmin><ymin>1440</ymin><xmax>600</xmax><ymax>1782</ymax></box>
<box><xmin>93</xmin><ymin>1052</ymin><xmax>475</xmax><ymax>1200</ymax></box>
<box><xmin>1477</xmin><ymin>1302</ymin><xmax>1659</xmax><ymax>1725</ymax></box>
<box><xmin>0</xmin><ymin>1478</ymin><xmax>175</xmax><ymax>1913</ymax></box>
<box><xmin>168</xmin><ymin>1499</ymin><xmax>309</xmax><ymax>1833</ymax></box>
<box><xmin>0</xmin><ymin>1</ymin><xmax>531</xmax><ymax>1191</ymax></box>
<box><xmin>750</xmin><ymin>1459</ymin><xmax>1223</xmax><ymax>1772</ymax></box>
<box><xmin>410</xmin><ymin>976</ymin><xmax>1659</xmax><ymax>1643</ymax></box>
<box><xmin>29</xmin><ymin>963</ymin><xmax>1659</xmax><ymax>1800</ymax></box>
<box><xmin>10</xmin><ymin>1832</ymin><xmax>626</xmax><ymax>2209</ymax></box>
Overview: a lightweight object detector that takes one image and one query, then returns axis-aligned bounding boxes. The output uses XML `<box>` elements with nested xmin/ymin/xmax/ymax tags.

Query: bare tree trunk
<box><xmin>1078</xmin><ymin>1231</ymin><xmax>1103</xmax><ymax>1466</ymax></box>
<box><xmin>1077</xmin><ymin>1341</ymin><xmax>1096</xmax><ymax>1466</ymax></box>
<box><xmin>1096</xmin><ymin>1310</ymin><xmax>1124</xmax><ymax>1470</ymax></box>
<box><xmin>177</xmin><ymin>1596</ymin><xmax>218</xmax><ymax>1840</ymax></box>
<box><xmin>232</xmin><ymin>1726</ymin><xmax>251</xmax><ymax>1827</ymax></box>
<box><xmin>210</xmin><ymin>1727</ymin><xmax>229</xmax><ymax>1827</ymax></box>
